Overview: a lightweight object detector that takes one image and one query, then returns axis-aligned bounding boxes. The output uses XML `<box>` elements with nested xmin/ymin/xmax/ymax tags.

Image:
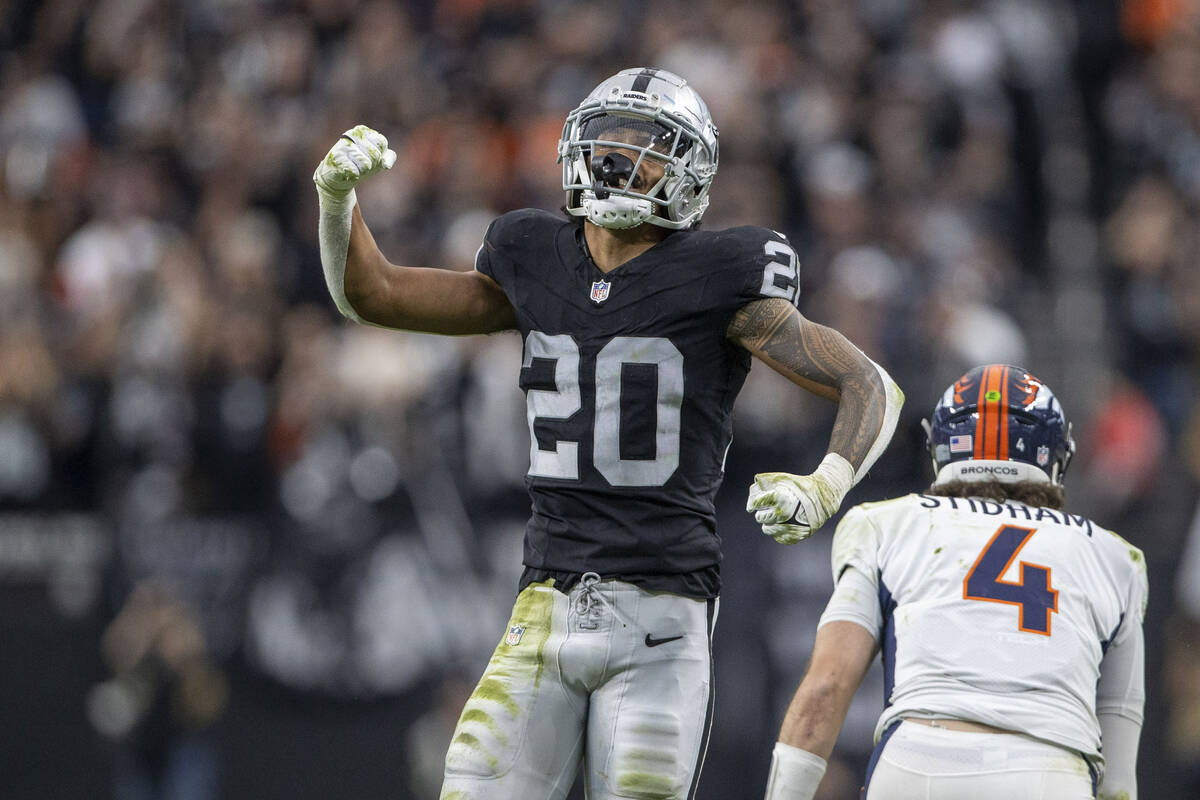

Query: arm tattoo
<box><xmin>728</xmin><ymin>298</ymin><xmax>886</xmax><ymax>470</ymax></box>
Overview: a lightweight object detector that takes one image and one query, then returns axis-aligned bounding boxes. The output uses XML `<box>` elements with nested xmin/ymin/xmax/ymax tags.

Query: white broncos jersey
<box><xmin>822</xmin><ymin>492</ymin><xmax>1147</xmax><ymax>761</ymax></box>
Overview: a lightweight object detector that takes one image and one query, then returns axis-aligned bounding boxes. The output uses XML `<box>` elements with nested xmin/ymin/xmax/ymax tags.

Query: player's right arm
<box><xmin>341</xmin><ymin>203</ymin><xmax>517</xmax><ymax>334</ymax></box>
<box><xmin>764</xmin><ymin>509</ymin><xmax>884</xmax><ymax>800</ymax></box>
<box><xmin>313</xmin><ymin>125</ymin><xmax>517</xmax><ymax>335</ymax></box>
<box><xmin>764</xmin><ymin>618</ymin><xmax>878</xmax><ymax>800</ymax></box>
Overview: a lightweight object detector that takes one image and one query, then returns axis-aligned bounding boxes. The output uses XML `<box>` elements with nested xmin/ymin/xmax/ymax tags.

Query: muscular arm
<box><xmin>727</xmin><ymin>297</ymin><xmax>895</xmax><ymax>475</ymax></box>
<box><xmin>765</xmin><ymin>617</ymin><xmax>878</xmax><ymax>800</ymax></box>
<box><xmin>341</xmin><ymin>206</ymin><xmax>517</xmax><ymax>334</ymax></box>
<box><xmin>777</xmin><ymin>620</ymin><xmax>879</xmax><ymax>758</ymax></box>
<box><xmin>315</xmin><ymin>125</ymin><xmax>516</xmax><ymax>334</ymax></box>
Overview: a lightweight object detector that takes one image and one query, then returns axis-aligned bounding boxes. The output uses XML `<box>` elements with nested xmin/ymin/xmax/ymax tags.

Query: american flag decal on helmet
<box><xmin>590</xmin><ymin>279</ymin><xmax>611</xmax><ymax>303</ymax></box>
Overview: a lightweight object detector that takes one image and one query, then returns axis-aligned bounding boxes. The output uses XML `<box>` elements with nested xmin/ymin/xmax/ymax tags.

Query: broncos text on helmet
<box><xmin>559</xmin><ymin>68</ymin><xmax>719</xmax><ymax>230</ymax></box>
<box><xmin>924</xmin><ymin>364</ymin><xmax>1076</xmax><ymax>486</ymax></box>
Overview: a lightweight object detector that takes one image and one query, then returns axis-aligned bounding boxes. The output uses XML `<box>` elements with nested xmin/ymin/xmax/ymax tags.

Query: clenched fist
<box><xmin>313</xmin><ymin>124</ymin><xmax>397</xmax><ymax>201</ymax></box>
<box><xmin>747</xmin><ymin>453</ymin><xmax>855</xmax><ymax>544</ymax></box>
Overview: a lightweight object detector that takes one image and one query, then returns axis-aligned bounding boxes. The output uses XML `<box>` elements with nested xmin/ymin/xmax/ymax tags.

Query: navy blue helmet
<box><xmin>924</xmin><ymin>364</ymin><xmax>1075</xmax><ymax>486</ymax></box>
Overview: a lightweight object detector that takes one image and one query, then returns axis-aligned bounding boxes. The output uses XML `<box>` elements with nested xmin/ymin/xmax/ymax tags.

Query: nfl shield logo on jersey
<box><xmin>590</xmin><ymin>279</ymin><xmax>611</xmax><ymax>304</ymax></box>
<box><xmin>506</xmin><ymin>624</ymin><xmax>525</xmax><ymax>646</ymax></box>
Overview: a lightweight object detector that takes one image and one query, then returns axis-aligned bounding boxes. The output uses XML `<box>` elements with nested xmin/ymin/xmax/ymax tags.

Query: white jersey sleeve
<box><xmin>818</xmin><ymin>565</ymin><xmax>883</xmax><ymax>638</ymax></box>
<box><xmin>1093</xmin><ymin>550</ymin><xmax>1148</xmax><ymax>798</ymax></box>
<box><xmin>829</xmin><ymin>504</ymin><xmax>884</xmax><ymax>584</ymax></box>
<box><xmin>819</xmin><ymin>506</ymin><xmax>886</xmax><ymax>637</ymax></box>
<box><xmin>1095</xmin><ymin>555</ymin><xmax>1148</xmax><ymax>723</ymax></box>
<box><xmin>839</xmin><ymin>493</ymin><xmax>1146</xmax><ymax>766</ymax></box>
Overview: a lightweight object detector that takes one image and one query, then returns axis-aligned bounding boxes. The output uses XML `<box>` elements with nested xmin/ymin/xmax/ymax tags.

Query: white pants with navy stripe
<box><xmin>864</xmin><ymin>721</ymin><xmax>1095</xmax><ymax>800</ymax></box>
<box><xmin>440</xmin><ymin>575</ymin><xmax>717</xmax><ymax>800</ymax></box>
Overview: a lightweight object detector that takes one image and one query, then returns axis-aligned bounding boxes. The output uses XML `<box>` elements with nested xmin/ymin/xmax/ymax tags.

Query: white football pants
<box><xmin>440</xmin><ymin>574</ymin><xmax>717</xmax><ymax>800</ymax></box>
<box><xmin>864</xmin><ymin>720</ymin><xmax>1096</xmax><ymax>799</ymax></box>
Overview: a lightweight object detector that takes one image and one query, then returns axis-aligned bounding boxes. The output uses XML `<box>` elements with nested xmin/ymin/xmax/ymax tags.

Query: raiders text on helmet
<box><xmin>559</xmin><ymin>68</ymin><xmax>719</xmax><ymax>230</ymax></box>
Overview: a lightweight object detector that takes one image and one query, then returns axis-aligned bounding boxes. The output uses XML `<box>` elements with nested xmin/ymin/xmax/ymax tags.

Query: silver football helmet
<box><xmin>559</xmin><ymin>68</ymin><xmax>719</xmax><ymax>230</ymax></box>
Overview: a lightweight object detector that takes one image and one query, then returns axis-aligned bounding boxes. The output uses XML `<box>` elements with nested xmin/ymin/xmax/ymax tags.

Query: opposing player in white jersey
<box><xmin>764</xmin><ymin>364</ymin><xmax>1147</xmax><ymax>800</ymax></box>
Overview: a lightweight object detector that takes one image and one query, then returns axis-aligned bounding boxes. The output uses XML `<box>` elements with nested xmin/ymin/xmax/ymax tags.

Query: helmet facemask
<box><xmin>576</xmin><ymin>115</ymin><xmax>675</xmax><ymax>229</ymax></box>
<box><xmin>559</xmin><ymin>69</ymin><xmax>718</xmax><ymax>230</ymax></box>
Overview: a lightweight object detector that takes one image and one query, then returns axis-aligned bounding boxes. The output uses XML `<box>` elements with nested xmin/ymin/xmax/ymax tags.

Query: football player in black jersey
<box><xmin>314</xmin><ymin>68</ymin><xmax>904</xmax><ymax>800</ymax></box>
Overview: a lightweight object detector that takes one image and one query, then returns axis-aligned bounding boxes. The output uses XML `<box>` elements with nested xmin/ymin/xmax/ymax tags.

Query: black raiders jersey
<box><xmin>475</xmin><ymin>209</ymin><xmax>803</xmax><ymax>598</ymax></box>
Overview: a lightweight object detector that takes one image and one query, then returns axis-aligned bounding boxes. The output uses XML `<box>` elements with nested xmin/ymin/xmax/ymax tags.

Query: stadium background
<box><xmin>1</xmin><ymin>0</ymin><xmax>1199</xmax><ymax>797</ymax></box>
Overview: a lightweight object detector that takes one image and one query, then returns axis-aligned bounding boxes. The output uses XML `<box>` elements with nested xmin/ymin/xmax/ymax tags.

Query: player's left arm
<box><xmin>728</xmin><ymin>298</ymin><xmax>904</xmax><ymax>543</ymax></box>
<box><xmin>1094</xmin><ymin>560</ymin><xmax>1148</xmax><ymax>800</ymax></box>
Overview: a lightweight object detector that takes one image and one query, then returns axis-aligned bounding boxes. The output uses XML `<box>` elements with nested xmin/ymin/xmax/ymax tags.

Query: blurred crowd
<box><xmin>2</xmin><ymin>0</ymin><xmax>1200</xmax><ymax>798</ymax></box>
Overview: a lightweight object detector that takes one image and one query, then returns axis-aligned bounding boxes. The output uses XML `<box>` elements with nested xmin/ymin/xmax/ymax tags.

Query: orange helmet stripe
<box><xmin>997</xmin><ymin>365</ymin><xmax>1010</xmax><ymax>461</ymax></box>
<box><xmin>974</xmin><ymin>364</ymin><xmax>1007</xmax><ymax>460</ymax></box>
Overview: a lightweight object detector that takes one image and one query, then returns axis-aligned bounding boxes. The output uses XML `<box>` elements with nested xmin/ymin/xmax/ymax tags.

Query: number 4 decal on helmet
<box><xmin>964</xmin><ymin>524</ymin><xmax>1059</xmax><ymax>635</ymax></box>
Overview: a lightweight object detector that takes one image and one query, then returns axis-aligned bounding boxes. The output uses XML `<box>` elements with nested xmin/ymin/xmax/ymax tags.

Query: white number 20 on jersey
<box><xmin>523</xmin><ymin>332</ymin><xmax>684</xmax><ymax>487</ymax></box>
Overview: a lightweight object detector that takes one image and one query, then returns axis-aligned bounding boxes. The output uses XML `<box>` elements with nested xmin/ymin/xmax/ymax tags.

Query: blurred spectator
<box><xmin>1163</xmin><ymin>612</ymin><xmax>1200</xmax><ymax>796</ymax></box>
<box><xmin>88</xmin><ymin>581</ymin><xmax>229</xmax><ymax>800</ymax></box>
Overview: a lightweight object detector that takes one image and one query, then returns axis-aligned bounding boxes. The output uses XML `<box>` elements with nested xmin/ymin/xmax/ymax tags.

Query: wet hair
<box><xmin>925</xmin><ymin>479</ymin><xmax>1066</xmax><ymax>511</ymax></box>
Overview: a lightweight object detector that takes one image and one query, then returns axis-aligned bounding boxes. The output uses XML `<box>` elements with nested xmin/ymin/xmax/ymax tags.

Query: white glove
<box><xmin>312</xmin><ymin>125</ymin><xmax>396</xmax><ymax>323</ymax></box>
<box><xmin>312</xmin><ymin>124</ymin><xmax>397</xmax><ymax>204</ymax></box>
<box><xmin>747</xmin><ymin>453</ymin><xmax>855</xmax><ymax>544</ymax></box>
